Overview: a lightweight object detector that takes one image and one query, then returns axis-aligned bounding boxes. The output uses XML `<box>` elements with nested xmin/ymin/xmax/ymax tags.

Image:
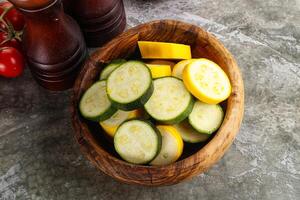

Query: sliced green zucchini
<box><xmin>189</xmin><ymin>101</ymin><xmax>224</xmax><ymax>134</ymax></box>
<box><xmin>144</xmin><ymin>77</ymin><xmax>194</xmax><ymax>124</ymax></box>
<box><xmin>79</xmin><ymin>81</ymin><xmax>117</xmax><ymax>122</ymax></box>
<box><xmin>173</xmin><ymin>121</ymin><xmax>210</xmax><ymax>143</ymax></box>
<box><xmin>114</xmin><ymin>120</ymin><xmax>162</xmax><ymax>164</ymax></box>
<box><xmin>107</xmin><ymin>61</ymin><xmax>153</xmax><ymax>111</ymax></box>
<box><xmin>100</xmin><ymin>59</ymin><xmax>126</xmax><ymax>80</ymax></box>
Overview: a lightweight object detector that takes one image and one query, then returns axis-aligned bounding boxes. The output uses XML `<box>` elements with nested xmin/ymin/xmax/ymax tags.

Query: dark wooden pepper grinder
<box><xmin>63</xmin><ymin>0</ymin><xmax>127</xmax><ymax>47</ymax></box>
<box><xmin>61</xmin><ymin>0</ymin><xmax>72</xmax><ymax>14</ymax></box>
<box><xmin>8</xmin><ymin>0</ymin><xmax>87</xmax><ymax>91</ymax></box>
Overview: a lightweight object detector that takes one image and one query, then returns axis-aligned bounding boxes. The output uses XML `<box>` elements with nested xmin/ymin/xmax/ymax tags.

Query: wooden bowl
<box><xmin>71</xmin><ymin>20</ymin><xmax>244</xmax><ymax>186</ymax></box>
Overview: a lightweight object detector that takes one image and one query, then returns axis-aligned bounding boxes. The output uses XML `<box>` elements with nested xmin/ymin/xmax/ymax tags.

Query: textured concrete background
<box><xmin>0</xmin><ymin>0</ymin><xmax>300</xmax><ymax>199</ymax></box>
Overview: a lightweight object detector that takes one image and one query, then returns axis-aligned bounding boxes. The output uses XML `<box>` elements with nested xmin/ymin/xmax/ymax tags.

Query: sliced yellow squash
<box><xmin>183</xmin><ymin>59</ymin><xmax>231</xmax><ymax>104</ymax></box>
<box><xmin>172</xmin><ymin>59</ymin><xmax>197</xmax><ymax>79</ymax></box>
<box><xmin>146</xmin><ymin>64</ymin><xmax>172</xmax><ymax>79</ymax></box>
<box><xmin>150</xmin><ymin>125</ymin><xmax>183</xmax><ymax>166</ymax></box>
<box><xmin>100</xmin><ymin>109</ymin><xmax>141</xmax><ymax>137</ymax></box>
<box><xmin>138</xmin><ymin>41</ymin><xmax>192</xmax><ymax>60</ymax></box>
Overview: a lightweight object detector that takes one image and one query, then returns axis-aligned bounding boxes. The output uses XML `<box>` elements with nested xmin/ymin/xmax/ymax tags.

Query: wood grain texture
<box><xmin>71</xmin><ymin>20</ymin><xmax>244</xmax><ymax>186</ymax></box>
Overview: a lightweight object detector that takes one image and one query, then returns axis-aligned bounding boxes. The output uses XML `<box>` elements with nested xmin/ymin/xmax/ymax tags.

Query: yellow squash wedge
<box><xmin>146</xmin><ymin>64</ymin><xmax>172</xmax><ymax>79</ymax></box>
<box><xmin>138</xmin><ymin>41</ymin><xmax>191</xmax><ymax>60</ymax></box>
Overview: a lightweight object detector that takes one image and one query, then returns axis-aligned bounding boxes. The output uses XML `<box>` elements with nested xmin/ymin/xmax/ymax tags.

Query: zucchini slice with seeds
<box><xmin>79</xmin><ymin>80</ymin><xmax>117</xmax><ymax>122</ymax></box>
<box><xmin>100</xmin><ymin>59</ymin><xmax>126</xmax><ymax>80</ymax></box>
<box><xmin>144</xmin><ymin>77</ymin><xmax>194</xmax><ymax>124</ymax></box>
<box><xmin>114</xmin><ymin>120</ymin><xmax>162</xmax><ymax>164</ymax></box>
<box><xmin>173</xmin><ymin>121</ymin><xmax>211</xmax><ymax>143</ymax></box>
<box><xmin>107</xmin><ymin>61</ymin><xmax>153</xmax><ymax>111</ymax></box>
<box><xmin>189</xmin><ymin>101</ymin><xmax>224</xmax><ymax>134</ymax></box>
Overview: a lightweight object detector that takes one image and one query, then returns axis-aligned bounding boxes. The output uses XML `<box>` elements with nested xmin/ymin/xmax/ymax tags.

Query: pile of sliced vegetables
<box><xmin>79</xmin><ymin>41</ymin><xmax>231</xmax><ymax>166</ymax></box>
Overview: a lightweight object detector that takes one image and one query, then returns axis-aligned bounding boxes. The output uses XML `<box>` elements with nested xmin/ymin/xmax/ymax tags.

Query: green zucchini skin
<box><xmin>109</xmin><ymin>82</ymin><xmax>154</xmax><ymax>111</ymax></box>
<box><xmin>188</xmin><ymin>101</ymin><xmax>224</xmax><ymax>135</ymax></box>
<box><xmin>133</xmin><ymin>120</ymin><xmax>162</xmax><ymax>164</ymax></box>
<box><xmin>174</xmin><ymin>121</ymin><xmax>211</xmax><ymax>143</ymax></box>
<box><xmin>79</xmin><ymin>81</ymin><xmax>117</xmax><ymax>122</ymax></box>
<box><xmin>100</xmin><ymin>59</ymin><xmax>126</xmax><ymax>80</ymax></box>
<box><xmin>89</xmin><ymin>106</ymin><xmax>118</xmax><ymax>122</ymax></box>
<box><xmin>144</xmin><ymin>77</ymin><xmax>194</xmax><ymax>124</ymax></box>
<box><xmin>160</xmin><ymin>96</ymin><xmax>194</xmax><ymax>124</ymax></box>
<box><xmin>114</xmin><ymin>119</ymin><xmax>162</xmax><ymax>164</ymax></box>
<box><xmin>107</xmin><ymin>61</ymin><xmax>154</xmax><ymax>111</ymax></box>
<box><xmin>148</xmin><ymin>123</ymin><xmax>162</xmax><ymax>163</ymax></box>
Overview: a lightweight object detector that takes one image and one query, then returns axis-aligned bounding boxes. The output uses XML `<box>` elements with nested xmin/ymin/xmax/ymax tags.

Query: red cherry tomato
<box><xmin>0</xmin><ymin>21</ymin><xmax>6</xmax><ymax>31</ymax></box>
<box><xmin>0</xmin><ymin>47</ymin><xmax>24</xmax><ymax>78</ymax></box>
<box><xmin>0</xmin><ymin>31</ymin><xmax>22</xmax><ymax>51</ymax></box>
<box><xmin>0</xmin><ymin>2</ymin><xmax>25</xmax><ymax>31</ymax></box>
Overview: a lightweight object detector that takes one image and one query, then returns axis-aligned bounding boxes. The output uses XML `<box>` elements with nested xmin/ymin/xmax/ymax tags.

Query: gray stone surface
<box><xmin>0</xmin><ymin>0</ymin><xmax>299</xmax><ymax>199</ymax></box>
